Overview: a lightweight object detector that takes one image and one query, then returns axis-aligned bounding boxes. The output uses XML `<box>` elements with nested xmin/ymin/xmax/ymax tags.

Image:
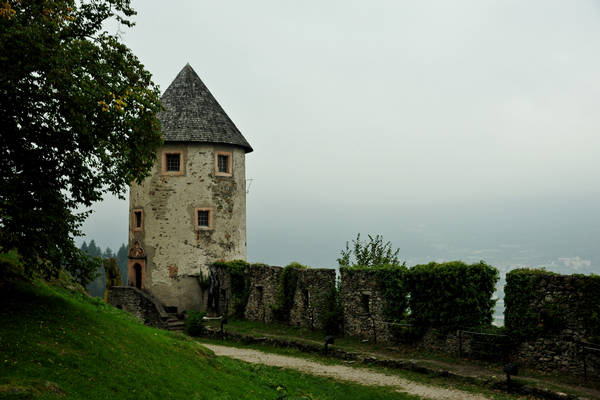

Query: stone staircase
<box><xmin>165</xmin><ymin>313</ymin><xmax>186</xmax><ymax>332</ymax></box>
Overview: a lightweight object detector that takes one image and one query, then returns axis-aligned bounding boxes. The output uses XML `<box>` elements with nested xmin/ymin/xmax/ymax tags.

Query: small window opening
<box><xmin>215</xmin><ymin>151</ymin><xmax>232</xmax><ymax>176</ymax></box>
<box><xmin>218</xmin><ymin>154</ymin><xmax>229</xmax><ymax>173</ymax></box>
<box><xmin>302</xmin><ymin>289</ymin><xmax>310</xmax><ymax>309</ymax></box>
<box><xmin>256</xmin><ymin>286</ymin><xmax>264</xmax><ymax>303</ymax></box>
<box><xmin>166</xmin><ymin>153</ymin><xmax>181</xmax><ymax>172</ymax></box>
<box><xmin>361</xmin><ymin>294</ymin><xmax>370</xmax><ymax>313</ymax></box>
<box><xmin>197</xmin><ymin>210</ymin><xmax>209</xmax><ymax>227</ymax></box>
<box><xmin>134</xmin><ymin>211</ymin><xmax>142</xmax><ymax>229</ymax></box>
<box><xmin>165</xmin><ymin>306</ymin><xmax>178</xmax><ymax>314</ymax></box>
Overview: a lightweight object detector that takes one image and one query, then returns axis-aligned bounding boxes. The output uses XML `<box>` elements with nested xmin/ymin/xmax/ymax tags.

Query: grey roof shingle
<box><xmin>158</xmin><ymin>64</ymin><xmax>253</xmax><ymax>153</ymax></box>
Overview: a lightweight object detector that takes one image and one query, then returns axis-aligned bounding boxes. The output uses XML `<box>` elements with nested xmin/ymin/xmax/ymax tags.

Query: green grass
<box><xmin>0</xmin><ymin>278</ymin><xmax>418</xmax><ymax>400</ymax></box>
<box><xmin>205</xmin><ymin>318</ymin><xmax>476</xmax><ymax>363</ymax></box>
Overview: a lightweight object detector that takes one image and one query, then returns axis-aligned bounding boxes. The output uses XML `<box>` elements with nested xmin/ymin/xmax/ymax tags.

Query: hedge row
<box><xmin>342</xmin><ymin>261</ymin><xmax>499</xmax><ymax>332</ymax></box>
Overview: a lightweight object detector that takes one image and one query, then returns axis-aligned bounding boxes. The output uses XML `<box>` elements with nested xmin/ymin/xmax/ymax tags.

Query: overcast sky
<box><xmin>82</xmin><ymin>0</ymin><xmax>600</xmax><ymax>278</ymax></box>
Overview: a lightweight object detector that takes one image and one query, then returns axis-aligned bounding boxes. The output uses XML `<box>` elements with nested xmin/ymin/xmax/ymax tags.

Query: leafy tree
<box><xmin>337</xmin><ymin>233</ymin><xmax>405</xmax><ymax>267</ymax></box>
<box><xmin>0</xmin><ymin>0</ymin><xmax>162</xmax><ymax>279</ymax></box>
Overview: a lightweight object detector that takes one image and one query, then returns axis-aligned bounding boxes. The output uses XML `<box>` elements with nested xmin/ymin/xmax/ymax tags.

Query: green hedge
<box><xmin>505</xmin><ymin>269</ymin><xmax>600</xmax><ymax>343</ymax></box>
<box><xmin>406</xmin><ymin>261</ymin><xmax>498</xmax><ymax>332</ymax></box>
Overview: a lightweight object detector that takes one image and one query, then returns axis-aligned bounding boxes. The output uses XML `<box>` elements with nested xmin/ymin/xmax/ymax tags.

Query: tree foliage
<box><xmin>0</xmin><ymin>0</ymin><xmax>163</xmax><ymax>278</ymax></box>
<box><xmin>337</xmin><ymin>233</ymin><xmax>404</xmax><ymax>267</ymax></box>
<box><xmin>81</xmin><ymin>241</ymin><xmax>128</xmax><ymax>297</ymax></box>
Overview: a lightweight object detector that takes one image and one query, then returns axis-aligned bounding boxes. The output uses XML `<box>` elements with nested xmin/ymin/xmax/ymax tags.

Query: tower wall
<box><xmin>128</xmin><ymin>143</ymin><xmax>247</xmax><ymax>311</ymax></box>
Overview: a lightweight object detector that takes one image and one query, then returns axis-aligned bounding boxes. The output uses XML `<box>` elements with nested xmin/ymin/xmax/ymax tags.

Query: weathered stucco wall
<box><xmin>129</xmin><ymin>143</ymin><xmax>247</xmax><ymax>312</ymax></box>
<box><xmin>289</xmin><ymin>269</ymin><xmax>336</xmax><ymax>330</ymax></box>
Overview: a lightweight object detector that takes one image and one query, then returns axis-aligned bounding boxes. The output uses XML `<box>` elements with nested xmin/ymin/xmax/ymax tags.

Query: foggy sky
<box><xmin>82</xmin><ymin>0</ymin><xmax>600</xmax><ymax>275</ymax></box>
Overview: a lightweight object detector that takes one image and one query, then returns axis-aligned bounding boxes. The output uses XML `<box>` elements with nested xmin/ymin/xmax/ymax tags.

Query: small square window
<box><xmin>215</xmin><ymin>151</ymin><xmax>232</xmax><ymax>176</ymax></box>
<box><xmin>195</xmin><ymin>208</ymin><xmax>213</xmax><ymax>230</ymax></box>
<box><xmin>162</xmin><ymin>151</ymin><xmax>184</xmax><ymax>175</ymax></box>
<box><xmin>166</xmin><ymin>153</ymin><xmax>180</xmax><ymax>171</ymax></box>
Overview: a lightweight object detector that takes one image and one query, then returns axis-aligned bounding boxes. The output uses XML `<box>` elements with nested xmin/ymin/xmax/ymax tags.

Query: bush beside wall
<box><xmin>407</xmin><ymin>261</ymin><xmax>499</xmax><ymax>332</ymax></box>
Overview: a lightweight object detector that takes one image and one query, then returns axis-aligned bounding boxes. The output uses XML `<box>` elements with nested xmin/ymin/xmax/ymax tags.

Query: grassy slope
<box><xmin>0</xmin><ymin>278</ymin><xmax>415</xmax><ymax>400</ymax></box>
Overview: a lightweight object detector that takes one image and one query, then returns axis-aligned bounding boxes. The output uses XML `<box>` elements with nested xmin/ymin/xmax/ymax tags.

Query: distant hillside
<box><xmin>0</xmin><ymin>275</ymin><xmax>410</xmax><ymax>399</ymax></box>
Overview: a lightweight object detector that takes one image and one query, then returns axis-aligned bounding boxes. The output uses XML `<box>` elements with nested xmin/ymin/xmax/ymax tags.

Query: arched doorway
<box><xmin>134</xmin><ymin>263</ymin><xmax>142</xmax><ymax>289</ymax></box>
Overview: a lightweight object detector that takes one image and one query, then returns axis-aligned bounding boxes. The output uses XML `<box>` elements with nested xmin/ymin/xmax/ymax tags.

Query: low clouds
<box><xmin>558</xmin><ymin>256</ymin><xmax>592</xmax><ymax>271</ymax></box>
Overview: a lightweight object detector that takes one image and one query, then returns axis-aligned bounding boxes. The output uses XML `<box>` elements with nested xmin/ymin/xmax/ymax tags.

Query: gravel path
<box><xmin>203</xmin><ymin>343</ymin><xmax>490</xmax><ymax>400</ymax></box>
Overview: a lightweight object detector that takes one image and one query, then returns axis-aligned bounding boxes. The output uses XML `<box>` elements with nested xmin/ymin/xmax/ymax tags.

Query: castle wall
<box><xmin>505</xmin><ymin>273</ymin><xmax>600</xmax><ymax>376</ymax></box>
<box><xmin>129</xmin><ymin>143</ymin><xmax>247</xmax><ymax>312</ymax></box>
<box><xmin>244</xmin><ymin>264</ymin><xmax>282</xmax><ymax>323</ymax></box>
<box><xmin>289</xmin><ymin>269</ymin><xmax>336</xmax><ymax>330</ymax></box>
<box><xmin>340</xmin><ymin>269</ymin><xmax>393</xmax><ymax>342</ymax></box>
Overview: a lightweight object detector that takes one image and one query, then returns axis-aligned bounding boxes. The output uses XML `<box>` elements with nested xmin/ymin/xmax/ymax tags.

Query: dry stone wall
<box><xmin>340</xmin><ymin>269</ymin><xmax>393</xmax><ymax>342</ymax></box>
<box><xmin>289</xmin><ymin>268</ymin><xmax>336</xmax><ymax>330</ymax></box>
<box><xmin>244</xmin><ymin>264</ymin><xmax>281</xmax><ymax>323</ymax></box>
<box><xmin>505</xmin><ymin>272</ymin><xmax>600</xmax><ymax>376</ymax></box>
<box><xmin>108</xmin><ymin>286</ymin><xmax>168</xmax><ymax>329</ymax></box>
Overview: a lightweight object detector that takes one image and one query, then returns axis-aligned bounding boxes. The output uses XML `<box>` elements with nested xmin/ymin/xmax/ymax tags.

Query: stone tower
<box><xmin>127</xmin><ymin>64</ymin><xmax>253</xmax><ymax>312</ymax></box>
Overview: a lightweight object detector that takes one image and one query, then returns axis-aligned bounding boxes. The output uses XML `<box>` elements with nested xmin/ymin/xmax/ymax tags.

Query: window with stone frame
<box><xmin>161</xmin><ymin>150</ymin><xmax>184</xmax><ymax>175</ymax></box>
<box><xmin>195</xmin><ymin>207</ymin><xmax>213</xmax><ymax>230</ymax></box>
<box><xmin>166</xmin><ymin>153</ymin><xmax>180</xmax><ymax>171</ymax></box>
<box><xmin>215</xmin><ymin>151</ymin><xmax>232</xmax><ymax>176</ymax></box>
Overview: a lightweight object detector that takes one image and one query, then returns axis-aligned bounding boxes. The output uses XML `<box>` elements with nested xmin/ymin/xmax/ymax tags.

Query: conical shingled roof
<box><xmin>158</xmin><ymin>64</ymin><xmax>253</xmax><ymax>153</ymax></box>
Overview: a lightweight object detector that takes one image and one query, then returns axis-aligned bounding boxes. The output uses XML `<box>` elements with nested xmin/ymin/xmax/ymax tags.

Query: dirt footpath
<box><xmin>202</xmin><ymin>343</ymin><xmax>490</xmax><ymax>400</ymax></box>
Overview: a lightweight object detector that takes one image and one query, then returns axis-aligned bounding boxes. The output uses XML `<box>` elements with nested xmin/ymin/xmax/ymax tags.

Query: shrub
<box><xmin>406</xmin><ymin>261</ymin><xmax>498</xmax><ymax>332</ymax></box>
<box><xmin>337</xmin><ymin>233</ymin><xmax>404</xmax><ymax>267</ymax></box>
<box><xmin>185</xmin><ymin>311</ymin><xmax>206</xmax><ymax>336</ymax></box>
